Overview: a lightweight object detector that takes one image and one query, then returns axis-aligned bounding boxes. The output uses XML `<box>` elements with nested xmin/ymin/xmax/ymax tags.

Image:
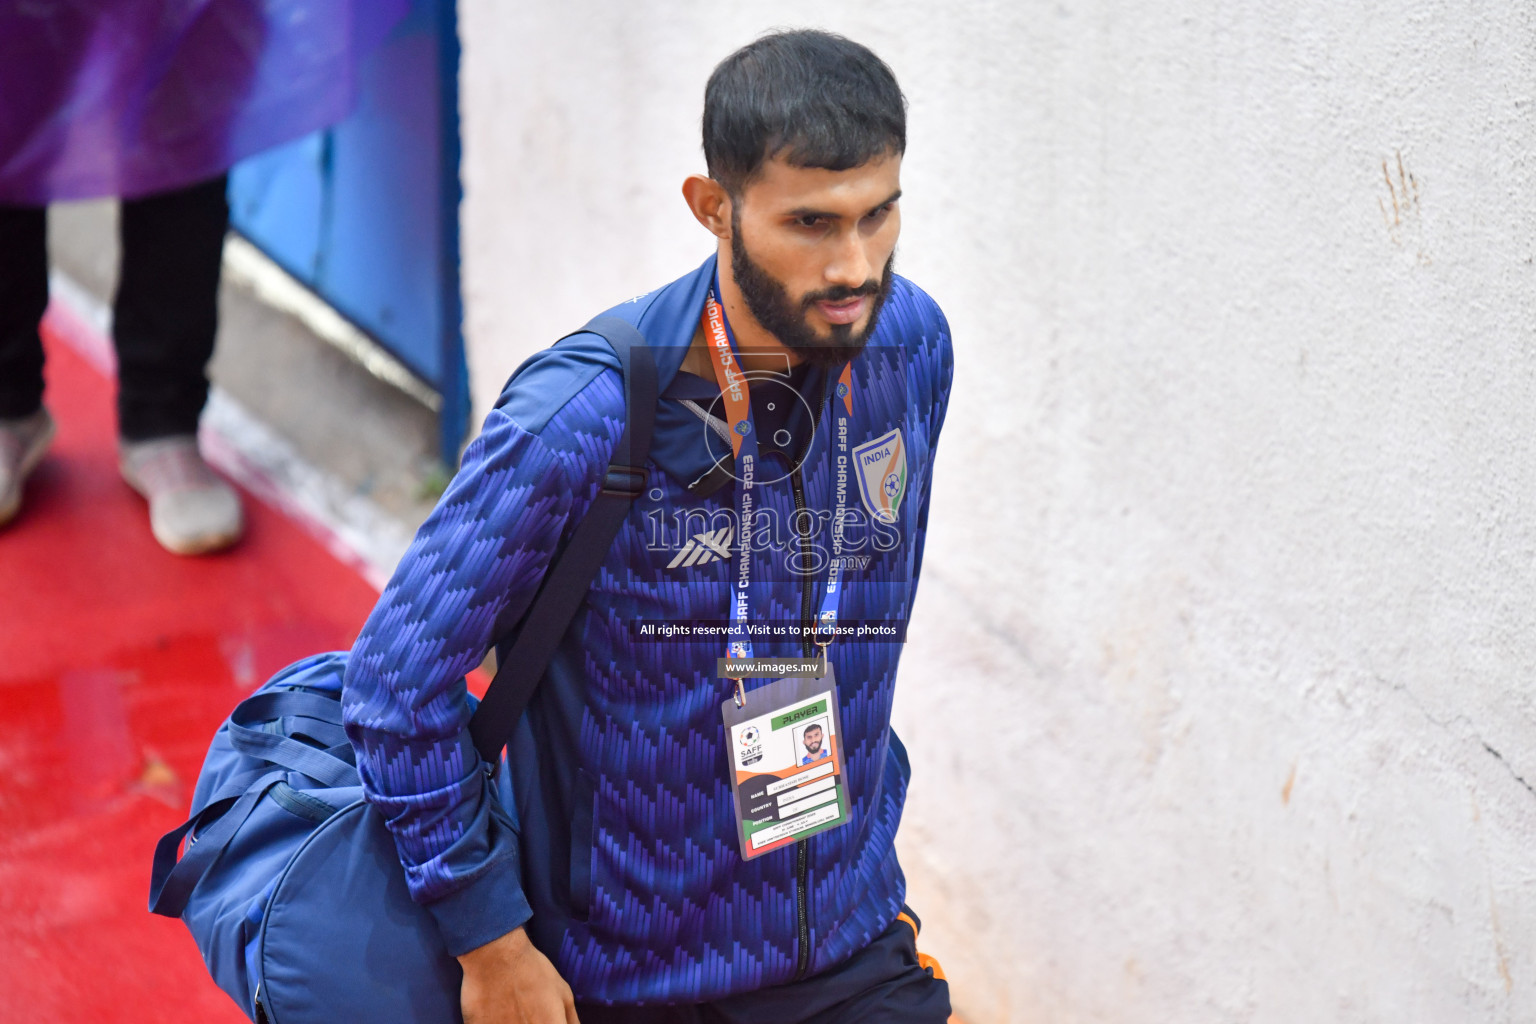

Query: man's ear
<box><xmin>682</xmin><ymin>175</ymin><xmax>732</xmax><ymax>239</ymax></box>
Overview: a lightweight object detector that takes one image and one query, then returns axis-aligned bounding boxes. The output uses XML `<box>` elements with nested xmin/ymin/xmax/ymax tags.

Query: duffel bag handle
<box><xmin>226</xmin><ymin>691</ymin><xmax>356</xmax><ymax>788</ymax></box>
<box><xmin>149</xmin><ymin>769</ymin><xmax>284</xmax><ymax>917</ymax></box>
<box><xmin>150</xmin><ymin>689</ymin><xmax>359</xmax><ymax>919</ymax></box>
<box><xmin>233</xmin><ymin>689</ymin><xmax>350</xmax><ymax>749</ymax></box>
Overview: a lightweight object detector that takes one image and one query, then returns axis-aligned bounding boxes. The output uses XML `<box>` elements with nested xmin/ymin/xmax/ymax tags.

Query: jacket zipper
<box><xmin>740</xmin><ymin>372</ymin><xmax>822</xmax><ymax>982</ymax></box>
<box><xmin>790</xmin><ymin>464</ymin><xmax>815</xmax><ymax>980</ymax></box>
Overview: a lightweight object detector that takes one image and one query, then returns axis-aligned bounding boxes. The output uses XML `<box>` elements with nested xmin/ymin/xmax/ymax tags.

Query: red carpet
<box><xmin>0</xmin><ymin>318</ymin><xmax>384</xmax><ymax>1021</ymax></box>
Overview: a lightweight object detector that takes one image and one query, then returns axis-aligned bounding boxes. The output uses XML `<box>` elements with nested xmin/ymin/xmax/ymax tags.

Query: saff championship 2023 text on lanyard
<box><xmin>702</xmin><ymin>281</ymin><xmax>856</xmax><ymax>859</ymax></box>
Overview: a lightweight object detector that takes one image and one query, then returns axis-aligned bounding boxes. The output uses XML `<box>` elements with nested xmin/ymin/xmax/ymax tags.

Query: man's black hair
<box><xmin>703</xmin><ymin>30</ymin><xmax>906</xmax><ymax>195</ymax></box>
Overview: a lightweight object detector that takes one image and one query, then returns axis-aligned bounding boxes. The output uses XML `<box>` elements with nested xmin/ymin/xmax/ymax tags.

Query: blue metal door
<box><xmin>228</xmin><ymin>0</ymin><xmax>465</xmax><ymax>461</ymax></box>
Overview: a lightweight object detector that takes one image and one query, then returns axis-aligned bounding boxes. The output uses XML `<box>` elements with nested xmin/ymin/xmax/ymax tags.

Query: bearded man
<box><xmin>344</xmin><ymin>29</ymin><xmax>954</xmax><ymax>1024</ymax></box>
<box><xmin>801</xmin><ymin>724</ymin><xmax>831</xmax><ymax>766</ymax></box>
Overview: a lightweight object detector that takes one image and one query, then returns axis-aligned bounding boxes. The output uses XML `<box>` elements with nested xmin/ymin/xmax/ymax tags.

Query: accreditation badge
<box><xmin>720</xmin><ymin>669</ymin><xmax>850</xmax><ymax>860</ymax></box>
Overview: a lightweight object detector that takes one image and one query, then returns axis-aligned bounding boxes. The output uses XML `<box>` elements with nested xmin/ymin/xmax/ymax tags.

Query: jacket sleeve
<box><xmin>907</xmin><ymin>298</ymin><xmax>955</xmax><ymax>595</ymax></box>
<box><xmin>341</xmin><ymin>403</ymin><xmax>578</xmax><ymax>956</ymax></box>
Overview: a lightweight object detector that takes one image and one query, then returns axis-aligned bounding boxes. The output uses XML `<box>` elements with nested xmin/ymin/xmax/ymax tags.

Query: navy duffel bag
<box><xmin>147</xmin><ymin>318</ymin><xmax>655</xmax><ymax>1022</ymax></box>
<box><xmin>149</xmin><ymin>652</ymin><xmax>471</xmax><ymax>1021</ymax></box>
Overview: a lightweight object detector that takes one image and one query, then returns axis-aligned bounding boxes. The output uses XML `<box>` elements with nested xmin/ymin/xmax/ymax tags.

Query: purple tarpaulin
<box><xmin>0</xmin><ymin>0</ymin><xmax>407</xmax><ymax>204</ymax></box>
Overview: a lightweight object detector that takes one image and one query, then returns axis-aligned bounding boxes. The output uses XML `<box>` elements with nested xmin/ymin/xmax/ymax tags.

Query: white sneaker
<box><xmin>0</xmin><ymin>408</ymin><xmax>56</xmax><ymax>528</ymax></box>
<box><xmin>120</xmin><ymin>435</ymin><xmax>244</xmax><ymax>555</ymax></box>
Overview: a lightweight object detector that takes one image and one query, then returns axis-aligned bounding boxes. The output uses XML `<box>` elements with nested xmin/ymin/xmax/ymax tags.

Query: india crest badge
<box><xmin>852</xmin><ymin>427</ymin><xmax>907</xmax><ymax>523</ymax></box>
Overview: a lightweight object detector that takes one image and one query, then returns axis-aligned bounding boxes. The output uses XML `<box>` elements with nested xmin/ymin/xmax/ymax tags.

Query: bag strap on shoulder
<box><xmin>467</xmin><ymin>316</ymin><xmax>657</xmax><ymax>764</ymax></box>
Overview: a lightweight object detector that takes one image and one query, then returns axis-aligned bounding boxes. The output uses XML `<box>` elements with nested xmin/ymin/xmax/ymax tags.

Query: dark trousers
<box><xmin>0</xmin><ymin>175</ymin><xmax>229</xmax><ymax>440</ymax></box>
<box><xmin>575</xmin><ymin>914</ymin><xmax>952</xmax><ymax>1024</ymax></box>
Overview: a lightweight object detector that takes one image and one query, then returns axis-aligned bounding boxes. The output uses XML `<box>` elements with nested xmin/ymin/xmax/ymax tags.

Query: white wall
<box><xmin>460</xmin><ymin>3</ymin><xmax>1536</xmax><ymax>1020</ymax></box>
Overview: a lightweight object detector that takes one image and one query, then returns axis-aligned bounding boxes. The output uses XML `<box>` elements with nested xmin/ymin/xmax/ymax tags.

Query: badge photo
<box><xmin>852</xmin><ymin>427</ymin><xmax>907</xmax><ymax>523</ymax></box>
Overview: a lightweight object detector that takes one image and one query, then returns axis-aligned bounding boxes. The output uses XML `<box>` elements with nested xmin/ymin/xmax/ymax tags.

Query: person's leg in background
<box><xmin>114</xmin><ymin>173</ymin><xmax>243</xmax><ymax>554</ymax></box>
<box><xmin>0</xmin><ymin>203</ymin><xmax>58</xmax><ymax>526</ymax></box>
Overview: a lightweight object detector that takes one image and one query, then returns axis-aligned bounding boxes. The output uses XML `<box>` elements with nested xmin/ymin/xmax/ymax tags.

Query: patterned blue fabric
<box><xmin>342</xmin><ymin>255</ymin><xmax>953</xmax><ymax>1004</ymax></box>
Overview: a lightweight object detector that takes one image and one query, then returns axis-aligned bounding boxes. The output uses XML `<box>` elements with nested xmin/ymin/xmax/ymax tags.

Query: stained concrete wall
<box><xmin>459</xmin><ymin>3</ymin><xmax>1536</xmax><ymax>1020</ymax></box>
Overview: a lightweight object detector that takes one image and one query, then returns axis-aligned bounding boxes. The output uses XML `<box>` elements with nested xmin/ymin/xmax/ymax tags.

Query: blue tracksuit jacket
<box><xmin>342</xmin><ymin>254</ymin><xmax>953</xmax><ymax>1005</ymax></box>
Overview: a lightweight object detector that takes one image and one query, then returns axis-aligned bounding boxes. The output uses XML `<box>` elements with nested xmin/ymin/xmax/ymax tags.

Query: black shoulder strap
<box><xmin>468</xmin><ymin>316</ymin><xmax>657</xmax><ymax>763</ymax></box>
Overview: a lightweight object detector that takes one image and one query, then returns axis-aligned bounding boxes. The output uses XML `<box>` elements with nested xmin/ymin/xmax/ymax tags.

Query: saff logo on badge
<box><xmin>852</xmin><ymin>427</ymin><xmax>907</xmax><ymax>523</ymax></box>
<box><xmin>734</xmin><ymin>723</ymin><xmax>764</xmax><ymax>767</ymax></box>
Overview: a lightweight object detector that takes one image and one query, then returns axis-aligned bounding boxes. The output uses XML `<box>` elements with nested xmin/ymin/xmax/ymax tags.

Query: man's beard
<box><xmin>730</xmin><ymin>216</ymin><xmax>895</xmax><ymax>370</ymax></box>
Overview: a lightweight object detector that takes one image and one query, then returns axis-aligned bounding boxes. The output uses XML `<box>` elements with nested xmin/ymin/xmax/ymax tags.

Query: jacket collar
<box><xmin>503</xmin><ymin>253</ymin><xmax>826</xmax><ymax>498</ymax></box>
